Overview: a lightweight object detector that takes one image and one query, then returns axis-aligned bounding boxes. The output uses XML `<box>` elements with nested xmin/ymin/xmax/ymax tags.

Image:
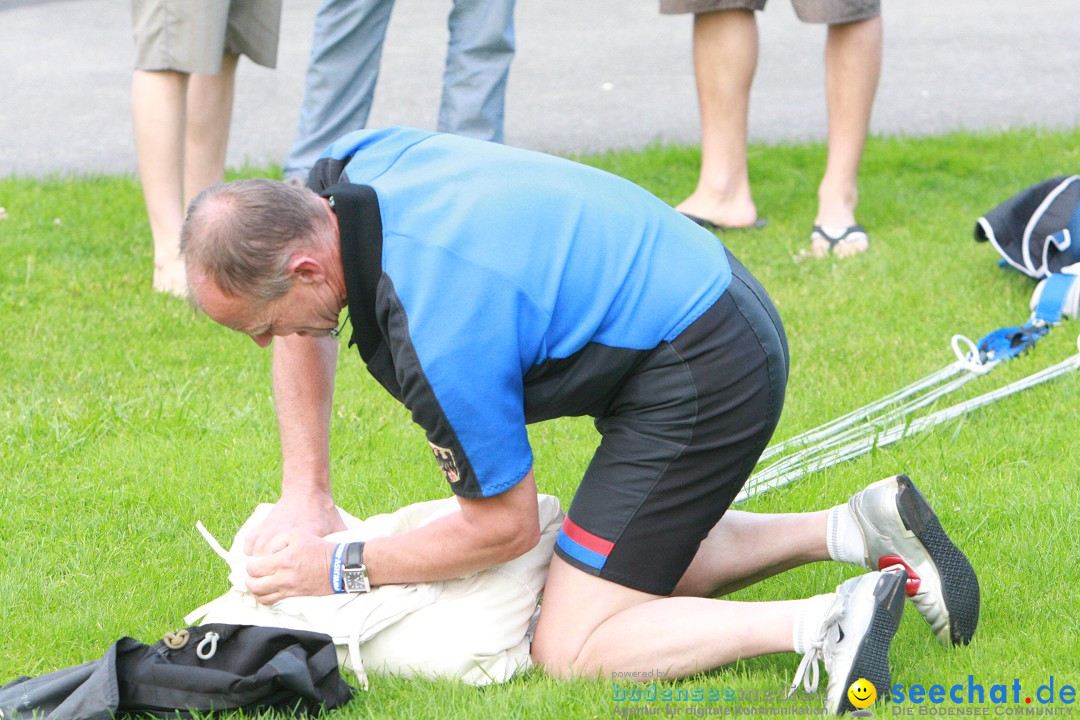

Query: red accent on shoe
<box><xmin>879</xmin><ymin>556</ymin><xmax>921</xmax><ymax>596</ymax></box>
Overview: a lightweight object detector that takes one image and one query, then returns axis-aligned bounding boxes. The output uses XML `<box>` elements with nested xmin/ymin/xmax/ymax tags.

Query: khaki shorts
<box><xmin>659</xmin><ymin>0</ymin><xmax>880</xmax><ymax>24</ymax></box>
<box><xmin>132</xmin><ymin>0</ymin><xmax>283</xmax><ymax>74</ymax></box>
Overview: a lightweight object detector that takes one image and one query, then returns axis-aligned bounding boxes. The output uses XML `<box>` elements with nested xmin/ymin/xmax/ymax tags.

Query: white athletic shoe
<box><xmin>848</xmin><ymin>474</ymin><xmax>980</xmax><ymax>646</ymax></box>
<box><xmin>789</xmin><ymin>569</ymin><xmax>907</xmax><ymax>715</ymax></box>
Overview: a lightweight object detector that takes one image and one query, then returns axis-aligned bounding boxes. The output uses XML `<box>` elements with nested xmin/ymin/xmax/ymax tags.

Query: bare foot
<box><xmin>810</xmin><ymin>235</ymin><xmax>832</xmax><ymax>259</ymax></box>
<box><xmin>810</xmin><ymin>225</ymin><xmax>869</xmax><ymax>259</ymax></box>
<box><xmin>153</xmin><ymin>260</ymin><xmax>188</xmax><ymax>298</ymax></box>
<box><xmin>833</xmin><ymin>234</ymin><xmax>869</xmax><ymax>258</ymax></box>
<box><xmin>675</xmin><ymin>191</ymin><xmax>760</xmax><ymax>230</ymax></box>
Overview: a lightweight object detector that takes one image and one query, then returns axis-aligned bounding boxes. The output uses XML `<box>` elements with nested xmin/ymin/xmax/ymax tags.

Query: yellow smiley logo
<box><xmin>847</xmin><ymin>678</ymin><xmax>877</xmax><ymax>709</ymax></box>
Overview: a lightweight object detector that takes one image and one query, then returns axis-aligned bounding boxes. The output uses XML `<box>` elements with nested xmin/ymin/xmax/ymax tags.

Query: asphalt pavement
<box><xmin>1</xmin><ymin>0</ymin><xmax>1078</xmax><ymax>178</ymax></box>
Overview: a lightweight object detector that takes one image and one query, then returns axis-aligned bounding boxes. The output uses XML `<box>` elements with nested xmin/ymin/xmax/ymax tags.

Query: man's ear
<box><xmin>286</xmin><ymin>253</ymin><xmax>326</xmax><ymax>285</ymax></box>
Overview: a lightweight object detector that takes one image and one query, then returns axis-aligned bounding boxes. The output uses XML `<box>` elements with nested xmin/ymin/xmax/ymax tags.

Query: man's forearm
<box><xmin>245</xmin><ymin>471</ymin><xmax>544</xmax><ymax>602</ymax></box>
<box><xmin>364</xmin><ymin>471</ymin><xmax>543</xmax><ymax>586</ymax></box>
<box><xmin>273</xmin><ymin>334</ymin><xmax>339</xmax><ymax>496</ymax></box>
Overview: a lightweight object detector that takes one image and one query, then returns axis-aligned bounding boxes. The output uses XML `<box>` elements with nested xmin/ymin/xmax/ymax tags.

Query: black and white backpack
<box><xmin>975</xmin><ymin>174</ymin><xmax>1080</xmax><ymax>279</ymax></box>
<box><xmin>975</xmin><ymin>175</ymin><xmax>1080</xmax><ymax>324</ymax></box>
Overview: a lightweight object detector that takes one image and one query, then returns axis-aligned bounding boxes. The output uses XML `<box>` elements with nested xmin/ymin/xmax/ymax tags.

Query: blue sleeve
<box><xmin>383</xmin><ymin>238</ymin><xmax>545</xmax><ymax>498</ymax></box>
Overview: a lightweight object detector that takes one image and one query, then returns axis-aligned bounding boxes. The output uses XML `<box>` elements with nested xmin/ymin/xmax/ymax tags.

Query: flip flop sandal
<box><xmin>810</xmin><ymin>224</ymin><xmax>869</xmax><ymax>258</ymax></box>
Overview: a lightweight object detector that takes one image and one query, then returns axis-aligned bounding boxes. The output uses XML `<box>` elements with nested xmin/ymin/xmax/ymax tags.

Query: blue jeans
<box><xmin>283</xmin><ymin>0</ymin><xmax>516</xmax><ymax>179</ymax></box>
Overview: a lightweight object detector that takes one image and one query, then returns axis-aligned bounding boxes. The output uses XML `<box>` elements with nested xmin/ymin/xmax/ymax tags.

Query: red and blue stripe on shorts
<box><xmin>556</xmin><ymin>516</ymin><xmax>613</xmax><ymax>571</ymax></box>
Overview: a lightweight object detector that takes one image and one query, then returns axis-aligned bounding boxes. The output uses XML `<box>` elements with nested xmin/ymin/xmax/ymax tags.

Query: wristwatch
<box><xmin>342</xmin><ymin>541</ymin><xmax>371</xmax><ymax>593</ymax></box>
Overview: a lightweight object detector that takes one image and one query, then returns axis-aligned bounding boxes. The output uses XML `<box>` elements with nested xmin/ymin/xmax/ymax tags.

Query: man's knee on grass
<box><xmin>530</xmin><ymin>558</ymin><xmax>660</xmax><ymax>679</ymax></box>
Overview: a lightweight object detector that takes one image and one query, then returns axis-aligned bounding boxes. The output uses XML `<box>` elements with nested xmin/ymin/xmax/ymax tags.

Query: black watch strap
<box><xmin>345</xmin><ymin>540</ymin><xmax>365</xmax><ymax>568</ymax></box>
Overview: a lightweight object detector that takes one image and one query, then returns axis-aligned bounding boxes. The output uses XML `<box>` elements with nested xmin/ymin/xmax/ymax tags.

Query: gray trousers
<box><xmin>283</xmin><ymin>0</ymin><xmax>516</xmax><ymax>179</ymax></box>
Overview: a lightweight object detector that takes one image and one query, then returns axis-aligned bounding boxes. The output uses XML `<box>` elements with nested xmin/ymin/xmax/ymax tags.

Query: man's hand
<box><xmin>243</xmin><ymin>471</ymin><xmax>544</xmax><ymax>604</ymax></box>
<box><xmin>244</xmin><ymin>492</ymin><xmax>347</xmax><ymax>556</ymax></box>
<box><xmin>245</xmin><ymin>530</ymin><xmax>338</xmax><ymax>605</ymax></box>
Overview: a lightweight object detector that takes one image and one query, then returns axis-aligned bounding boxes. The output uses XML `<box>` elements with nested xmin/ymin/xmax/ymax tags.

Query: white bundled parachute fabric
<box><xmin>186</xmin><ymin>495</ymin><xmax>564</xmax><ymax>688</ymax></box>
<box><xmin>738</xmin><ymin>335</ymin><xmax>1080</xmax><ymax>503</ymax></box>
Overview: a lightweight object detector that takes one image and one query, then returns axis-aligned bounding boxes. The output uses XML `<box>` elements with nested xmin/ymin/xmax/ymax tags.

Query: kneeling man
<box><xmin>181</xmin><ymin>127</ymin><xmax>979</xmax><ymax>713</ymax></box>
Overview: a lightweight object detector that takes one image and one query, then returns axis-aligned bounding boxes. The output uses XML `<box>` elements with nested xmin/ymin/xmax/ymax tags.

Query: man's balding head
<box><xmin>181</xmin><ymin>179</ymin><xmax>333</xmax><ymax>304</ymax></box>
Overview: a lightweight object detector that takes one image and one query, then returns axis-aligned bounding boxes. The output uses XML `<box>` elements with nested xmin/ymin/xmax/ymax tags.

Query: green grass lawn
<box><xmin>1</xmin><ymin>128</ymin><xmax>1078</xmax><ymax>719</ymax></box>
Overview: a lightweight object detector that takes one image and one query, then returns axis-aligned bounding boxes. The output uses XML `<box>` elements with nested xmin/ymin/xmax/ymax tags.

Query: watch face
<box><xmin>343</xmin><ymin>569</ymin><xmax>370</xmax><ymax>593</ymax></box>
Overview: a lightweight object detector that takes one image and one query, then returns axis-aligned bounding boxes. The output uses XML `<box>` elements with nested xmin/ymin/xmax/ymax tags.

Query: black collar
<box><xmin>321</xmin><ymin>183</ymin><xmax>384</xmax><ymax>362</ymax></box>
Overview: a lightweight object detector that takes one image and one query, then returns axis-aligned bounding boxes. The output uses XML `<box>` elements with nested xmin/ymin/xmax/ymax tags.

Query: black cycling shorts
<box><xmin>554</xmin><ymin>251</ymin><xmax>789</xmax><ymax>595</ymax></box>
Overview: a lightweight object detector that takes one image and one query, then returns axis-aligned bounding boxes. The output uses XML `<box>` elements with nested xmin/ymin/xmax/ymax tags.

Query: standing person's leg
<box><xmin>805</xmin><ymin>0</ymin><xmax>881</xmax><ymax>257</ymax></box>
<box><xmin>439</xmin><ymin>0</ymin><xmax>516</xmax><ymax>143</ymax></box>
<box><xmin>185</xmin><ymin>0</ymin><xmax>282</xmax><ymax>200</ymax></box>
<box><xmin>282</xmin><ymin>0</ymin><xmax>395</xmax><ymax>180</ymax></box>
<box><xmin>816</xmin><ymin>17</ymin><xmax>880</xmax><ymax>233</ymax></box>
<box><xmin>184</xmin><ymin>53</ymin><xmax>239</xmax><ymax>207</ymax></box>
<box><xmin>672</xmin><ymin>8</ymin><xmax>761</xmax><ymax>230</ymax></box>
<box><xmin>131</xmin><ymin>0</ymin><xmax>237</xmax><ymax>296</ymax></box>
<box><xmin>132</xmin><ymin>69</ymin><xmax>190</xmax><ymax>297</ymax></box>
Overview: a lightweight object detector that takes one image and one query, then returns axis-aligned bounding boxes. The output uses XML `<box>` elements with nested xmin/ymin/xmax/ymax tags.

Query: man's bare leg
<box><xmin>532</xmin><ymin>556</ymin><xmax>804</xmax><ymax>678</ymax></box>
<box><xmin>532</xmin><ymin>509</ymin><xmax>830</xmax><ymax>677</ymax></box>
<box><xmin>674</xmin><ymin>509</ymin><xmax>830</xmax><ymax>598</ymax></box>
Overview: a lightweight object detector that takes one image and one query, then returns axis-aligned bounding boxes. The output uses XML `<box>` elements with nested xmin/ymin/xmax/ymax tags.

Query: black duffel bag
<box><xmin>0</xmin><ymin>624</ymin><xmax>354</xmax><ymax>720</ymax></box>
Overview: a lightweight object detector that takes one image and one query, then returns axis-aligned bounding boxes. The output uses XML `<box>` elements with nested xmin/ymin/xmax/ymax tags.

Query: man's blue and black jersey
<box><xmin>307</xmin><ymin>127</ymin><xmax>733</xmax><ymax>499</ymax></box>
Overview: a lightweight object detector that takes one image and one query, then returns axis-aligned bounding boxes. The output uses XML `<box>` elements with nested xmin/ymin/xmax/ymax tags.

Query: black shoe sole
<box><xmin>894</xmin><ymin>474</ymin><xmax>981</xmax><ymax>646</ymax></box>
<box><xmin>836</xmin><ymin>571</ymin><xmax>907</xmax><ymax>715</ymax></box>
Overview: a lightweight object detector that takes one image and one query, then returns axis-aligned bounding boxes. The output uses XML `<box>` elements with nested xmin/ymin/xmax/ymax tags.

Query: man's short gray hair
<box><xmin>181</xmin><ymin>179</ymin><xmax>331</xmax><ymax>302</ymax></box>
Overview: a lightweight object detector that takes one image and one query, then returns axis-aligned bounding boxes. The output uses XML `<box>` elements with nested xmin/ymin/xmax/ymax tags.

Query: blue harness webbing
<box><xmin>1033</xmin><ymin>272</ymin><xmax>1077</xmax><ymax>324</ymax></box>
<box><xmin>975</xmin><ymin>324</ymin><xmax>1049</xmax><ymax>364</ymax></box>
<box><xmin>975</xmin><ymin>272</ymin><xmax>1080</xmax><ymax>364</ymax></box>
